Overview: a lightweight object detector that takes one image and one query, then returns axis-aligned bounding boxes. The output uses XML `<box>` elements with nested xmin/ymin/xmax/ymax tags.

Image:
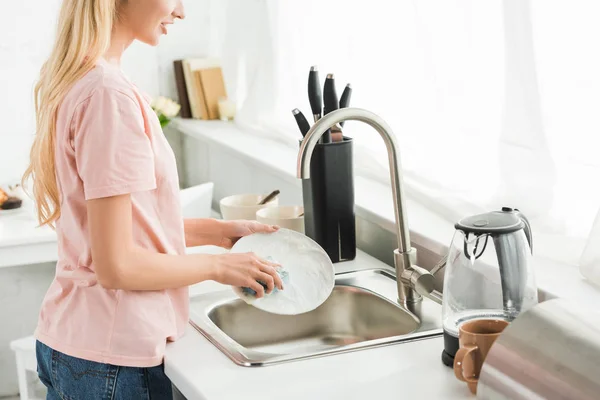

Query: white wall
<box><xmin>154</xmin><ymin>0</ymin><xmax>213</xmax><ymax>187</ymax></box>
<box><xmin>0</xmin><ymin>0</ymin><xmax>210</xmax><ymax>186</ymax></box>
<box><xmin>0</xmin><ymin>0</ymin><xmax>210</xmax><ymax>396</ymax></box>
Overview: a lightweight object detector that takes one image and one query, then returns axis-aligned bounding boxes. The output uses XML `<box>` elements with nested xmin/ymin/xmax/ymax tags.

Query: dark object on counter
<box><xmin>320</xmin><ymin>74</ymin><xmax>339</xmax><ymax>144</ymax></box>
<box><xmin>1</xmin><ymin>197</ymin><xmax>22</xmax><ymax>210</ymax></box>
<box><xmin>323</xmin><ymin>74</ymin><xmax>339</xmax><ymax>115</ymax></box>
<box><xmin>339</xmin><ymin>84</ymin><xmax>352</xmax><ymax>127</ymax></box>
<box><xmin>441</xmin><ymin>335</ymin><xmax>460</xmax><ymax>367</ymax></box>
<box><xmin>308</xmin><ymin>66</ymin><xmax>322</xmax><ymax>123</ymax></box>
<box><xmin>258</xmin><ymin>190</ymin><xmax>280</xmax><ymax>205</ymax></box>
<box><xmin>292</xmin><ymin>108</ymin><xmax>311</xmax><ymax>137</ymax></box>
<box><xmin>173</xmin><ymin>60</ymin><xmax>192</xmax><ymax>118</ymax></box>
<box><xmin>300</xmin><ymin>137</ymin><xmax>356</xmax><ymax>263</ymax></box>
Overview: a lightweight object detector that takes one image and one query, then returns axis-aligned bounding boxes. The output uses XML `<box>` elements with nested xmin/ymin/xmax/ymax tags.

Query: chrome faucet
<box><xmin>297</xmin><ymin>107</ymin><xmax>439</xmax><ymax>305</ymax></box>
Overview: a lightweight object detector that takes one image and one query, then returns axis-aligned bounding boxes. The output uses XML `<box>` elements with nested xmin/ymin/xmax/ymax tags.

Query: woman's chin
<box><xmin>139</xmin><ymin>33</ymin><xmax>161</xmax><ymax>46</ymax></box>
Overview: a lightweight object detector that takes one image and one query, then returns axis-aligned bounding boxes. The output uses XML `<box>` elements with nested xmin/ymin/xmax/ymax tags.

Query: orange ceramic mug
<box><xmin>453</xmin><ymin>319</ymin><xmax>509</xmax><ymax>394</ymax></box>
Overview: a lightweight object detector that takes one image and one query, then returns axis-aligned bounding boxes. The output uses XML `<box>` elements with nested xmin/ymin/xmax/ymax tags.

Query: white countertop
<box><xmin>168</xmin><ymin>245</ymin><xmax>600</xmax><ymax>400</ymax></box>
<box><xmin>0</xmin><ymin>209</ymin><xmax>57</xmax><ymax>268</ymax></box>
<box><xmin>166</xmin><ymin>247</ymin><xmax>472</xmax><ymax>400</ymax></box>
<box><xmin>166</xmin><ymin>327</ymin><xmax>468</xmax><ymax>400</ymax></box>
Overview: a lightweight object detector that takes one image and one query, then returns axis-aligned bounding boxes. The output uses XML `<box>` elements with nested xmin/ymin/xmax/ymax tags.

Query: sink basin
<box><xmin>189</xmin><ymin>268</ymin><xmax>443</xmax><ymax>366</ymax></box>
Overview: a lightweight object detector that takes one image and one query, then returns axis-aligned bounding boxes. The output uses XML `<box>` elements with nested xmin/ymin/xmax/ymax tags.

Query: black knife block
<box><xmin>300</xmin><ymin>137</ymin><xmax>356</xmax><ymax>263</ymax></box>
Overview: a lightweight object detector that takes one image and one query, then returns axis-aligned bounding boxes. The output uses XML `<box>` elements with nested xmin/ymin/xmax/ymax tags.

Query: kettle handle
<box><xmin>513</xmin><ymin>208</ymin><xmax>533</xmax><ymax>254</ymax></box>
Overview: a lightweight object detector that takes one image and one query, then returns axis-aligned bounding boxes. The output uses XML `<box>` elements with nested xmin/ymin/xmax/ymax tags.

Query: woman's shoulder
<box><xmin>65</xmin><ymin>61</ymin><xmax>139</xmax><ymax>111</ymax></box>
<box><xmin>60</xmin><ymin>64</ymin><xmax>144</xmax><ymax>127</ymax></box>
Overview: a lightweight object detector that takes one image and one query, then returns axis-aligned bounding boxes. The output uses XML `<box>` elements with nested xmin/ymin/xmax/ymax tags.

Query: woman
<box><xmin>25</xmin><ymin>0</ymin><xmax>283</xmax><ymax>398</ymax></box>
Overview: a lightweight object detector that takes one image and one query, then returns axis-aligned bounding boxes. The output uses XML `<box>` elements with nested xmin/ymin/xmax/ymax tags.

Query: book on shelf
<box><xmin>177</xmin><ymin>57</ymin><xmax>226</xmax><ymax>120</ymax></box>
<box><xmin>173</xmin><ymin>60</ymin><xmax>191</xmax><ymax>118</ymax></box>
<box><xmin>195</xmin><ymin>67</ymin><xmax>227</xmax><ymax>120</ymax></box>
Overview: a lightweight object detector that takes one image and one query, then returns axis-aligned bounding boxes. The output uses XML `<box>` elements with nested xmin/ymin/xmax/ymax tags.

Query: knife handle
<box><xmin>308</xmin><ymin>66</ymin><xmax>322</xmax><ymax>122</ymax></box>
<box><xmin>323</xmin><ymin>74</ymin><xmax>339</xmax><ymax>116</ymax></box>
<box><xmin>339</xmin><ymin>84</ymin><xmax>352</xmax><ymax>127</ymax></box>
<box><xmin>321</xmin><ymin>74</ymin><xmax>339</xmax><ymax>144</ymax></box>
<box><xmin>292</xmin><ymin>108</ymin><xmax>311</xmax><ymax>137</ymax></box>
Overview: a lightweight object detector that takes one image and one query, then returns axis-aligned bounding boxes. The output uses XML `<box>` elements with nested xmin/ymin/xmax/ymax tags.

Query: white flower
<box><xmin>163</xmin><ymin>99</ymin><xmax>181</xmax><ymax>118</ymax></box>
<box><xmin>151</xmin><ymin>96</ymin><xmax>167</xmax><ymax>111</ymax></box>
<box><xmin>152</xmin><ymin>96</ymin><xmax>181</xmax><ymax>118</ymax></box>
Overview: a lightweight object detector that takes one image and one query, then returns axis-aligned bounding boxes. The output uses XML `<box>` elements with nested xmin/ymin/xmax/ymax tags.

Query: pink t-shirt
<box><xmin>35</xmin><ymin>58</ymin><xmax>189</xmax><ymax>367</ymax></box>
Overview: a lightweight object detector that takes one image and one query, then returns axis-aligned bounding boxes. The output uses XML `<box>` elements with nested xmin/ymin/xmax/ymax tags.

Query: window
<box><xmin>208</xmin><ymin>0</ymin><xmax>600</xmax><ymax>273</ymax></box>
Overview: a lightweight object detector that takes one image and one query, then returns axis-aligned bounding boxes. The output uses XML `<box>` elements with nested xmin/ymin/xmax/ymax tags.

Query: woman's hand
<box><xmin>218</xmin><ymin>220</ymin><xmax>279</xmax><ymax>249</ymax></box>
<box><xmin>212</xmin><ymin>252</ymin><xmax>283</xmax><ymax>297</ymax></box>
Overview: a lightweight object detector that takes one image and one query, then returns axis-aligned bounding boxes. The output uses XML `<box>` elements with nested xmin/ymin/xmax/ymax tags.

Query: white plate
<box><xmin>229</xmin><ymin>228</ymin><xmax>334</xmax><ymax>315</ymax></box>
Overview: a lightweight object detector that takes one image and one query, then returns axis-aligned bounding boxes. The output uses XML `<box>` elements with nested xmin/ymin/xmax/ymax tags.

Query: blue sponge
<box><xmin>242</xmin><ymin>258</ymin><xmax>289</xmax><ymax>297</ymax></box>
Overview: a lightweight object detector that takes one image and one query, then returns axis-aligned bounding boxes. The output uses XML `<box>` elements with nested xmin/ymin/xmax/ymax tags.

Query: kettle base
<box><xmin>441</xmin><ymin>350</ymin><xmax>455</xmax><ymax>367</ymax></box>
<box><xmin>442</xmin><ymin>330</ymin><xmax>459</xmax><ymax>367</ymax></box>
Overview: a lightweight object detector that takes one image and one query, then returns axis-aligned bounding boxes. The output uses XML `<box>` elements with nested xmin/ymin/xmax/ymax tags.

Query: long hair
<box><xmin>23</xmin><ymin>0</ymin><xmax>120</xmax><ymax>227</ymax></box>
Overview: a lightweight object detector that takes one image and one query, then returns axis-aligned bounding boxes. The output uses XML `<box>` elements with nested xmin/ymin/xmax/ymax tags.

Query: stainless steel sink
<box><xmin>189</xmin><ymin>268</ymin><xmax>443</xmax><ymax>366</ymax></box>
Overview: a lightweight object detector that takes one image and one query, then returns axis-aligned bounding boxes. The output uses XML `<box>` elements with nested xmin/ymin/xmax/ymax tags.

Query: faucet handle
<box><xmin>401</xmin><ymin>266</ymin><xmax>434</xmax><ymax>295</ymax></box>
<box><xmin>400</xmin><ymin>265</ymin><xmax>442</xmax><ymax>305</ymax></box>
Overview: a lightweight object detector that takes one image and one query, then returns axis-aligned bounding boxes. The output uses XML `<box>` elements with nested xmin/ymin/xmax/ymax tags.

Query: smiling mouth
<box><xmin>160</xmin><ymin>23</ymin><xmax>169</xmax><ymax>34</ymax></box>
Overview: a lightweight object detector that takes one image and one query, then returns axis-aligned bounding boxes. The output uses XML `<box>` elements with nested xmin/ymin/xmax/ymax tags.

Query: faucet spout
<box><xmin>297</xmin><ymin>108</ymin><xmax>410</xmax><ymax>253</ymax></box>
<box><xmin>297</xmin><ymin>107</ymin><xmax>433</xmax><ymax>304</ymax></box>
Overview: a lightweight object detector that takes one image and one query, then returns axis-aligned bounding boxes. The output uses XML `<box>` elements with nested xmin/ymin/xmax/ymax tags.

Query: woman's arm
<box><xmin>88</xmin><ymin>194</ymin><xmax>283</xmax><ymax>294</ymax></box>
<box><xmin>183</xmin><ymin>218</ymin><xmax>226</xmax><ymax>247</ymax></box>
<box><xmin>183</xmin><ymin>218</ymin><xmax>280</xmax><ymax>248</ymax></box>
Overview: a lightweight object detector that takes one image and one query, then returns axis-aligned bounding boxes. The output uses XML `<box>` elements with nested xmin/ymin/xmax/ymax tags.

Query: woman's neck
<box><xmin>103</xmin><ymin>23</ymin><xmax>135</xmax><ymax>66</ymax></box>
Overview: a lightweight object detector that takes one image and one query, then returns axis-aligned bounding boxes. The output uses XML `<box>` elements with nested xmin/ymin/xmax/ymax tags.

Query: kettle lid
<box><xmin>455</xmin><ymin>207</ymin><xmax>525</xmax><ymax>235</ymax></box>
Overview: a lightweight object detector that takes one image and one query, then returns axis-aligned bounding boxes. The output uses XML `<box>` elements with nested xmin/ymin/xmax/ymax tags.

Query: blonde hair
<box><xmin>23</xmin><ymin>0</ymin><xmax>120</xmax><ymax>227</ymax></box>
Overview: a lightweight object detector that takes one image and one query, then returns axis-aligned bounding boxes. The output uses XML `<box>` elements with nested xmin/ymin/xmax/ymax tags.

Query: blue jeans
<box><xmin>36</xmin><ymin>341</ymin><xmax>173</xmax><ymax>400</ymax></box>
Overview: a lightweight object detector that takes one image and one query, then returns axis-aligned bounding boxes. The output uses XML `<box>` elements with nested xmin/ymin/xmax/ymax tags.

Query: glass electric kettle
<box><xmin>441</xmin><ymin>207</ymin><xmax>538</xmax><ymax>367</ymax></box>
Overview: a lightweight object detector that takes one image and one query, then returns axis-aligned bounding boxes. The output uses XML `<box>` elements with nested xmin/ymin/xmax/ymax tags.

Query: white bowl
<box><xmin>219</xmin><ymin>194</ymin><xmax>279</xmax><ymax>221</ymax></box>
<box><xmin>256</xmin><ymin>206</ymin><xmax>304</xmax><ymax>234</ymax></box>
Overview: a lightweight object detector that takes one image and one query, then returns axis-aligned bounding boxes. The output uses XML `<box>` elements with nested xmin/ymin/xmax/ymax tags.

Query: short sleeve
<box><xmin>73</xmin><ymin>88</ymin><xmax>157</xmax><ymax>200</ymax></box>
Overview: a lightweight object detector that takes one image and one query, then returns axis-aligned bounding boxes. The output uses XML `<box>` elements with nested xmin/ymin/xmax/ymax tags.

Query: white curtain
<box><xmin>207</xmin><ymin>0</ymin><xmax>600</xmax><ymax>280</ymax></box>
